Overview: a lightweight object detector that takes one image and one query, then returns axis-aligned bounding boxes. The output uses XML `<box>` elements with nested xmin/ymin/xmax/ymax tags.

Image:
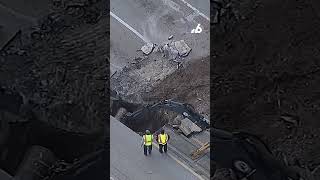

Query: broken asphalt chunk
<box><xmin>179</xmin><ymin>118</ymin><xmax>202</xmax><ymax>137</ymax></box>
<box><xmin>141</xmin><ymin>43</ymin><xmax>154</xmax><ymax>55</ymax></box>
<box><xmin>174</xmin><ymin>40</ymin><xmax>192</xmax><ymax>57</ymax></box>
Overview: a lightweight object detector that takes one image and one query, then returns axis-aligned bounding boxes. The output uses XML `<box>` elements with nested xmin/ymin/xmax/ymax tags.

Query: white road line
<box><xmin>110</xmin><ymin>11</ymin><xmax>150</xmax><ymax>43</ymax></box>
<box><xmin>177</xmin><ymin>0</ymin><xmax>210</xmax><ymax>21</ymax></box>
<box><xmin>152</xmin><ymin>142</ymin><xmax>206</xmax><ymax>180</ymax></box>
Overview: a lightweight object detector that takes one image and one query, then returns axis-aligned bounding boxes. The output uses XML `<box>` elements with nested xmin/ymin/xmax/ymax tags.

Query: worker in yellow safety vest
<box><xmin>158</xmin><ymin>129</ymin><xmax>170</xmax><ymax>154</ymax></box>
<box><xmin>141</xmin><ymin>130</ymin><xmax>153</xmax><ymax>156</ymax></box>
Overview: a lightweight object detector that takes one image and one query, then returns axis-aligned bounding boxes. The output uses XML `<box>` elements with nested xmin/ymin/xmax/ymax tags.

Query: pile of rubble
<box><xmin>140</xmin><ymin>35</ymin><xmax>192</xmax><ymax>63</ymax></box>
<box><xmin>168</xmin><ymin>114</ymin><xmax>202</xmax><ymax>137</ymax></box>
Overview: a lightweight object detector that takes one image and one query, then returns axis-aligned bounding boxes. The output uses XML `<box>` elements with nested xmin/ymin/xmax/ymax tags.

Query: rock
<box><xmin>179</xmin><ymin>118</ymin><xmax>202</xmax><ymax>136</ymax></box>
<box><xmin>179</xmin><ymin>123</ymin><xmax>191</xmax><ymax>136</ymax></box>
<box><xmin>141</xmin><ymin>43</ymin><xmax>154</xmax><ymax>55</ymax></box>
<box><xmin>168</xmin><ymin>46</ymin><xmax>179</xmax><ymax>60</ymax></box>
<box><xmin>168</xmin><ymin>35</ymin><xmax>173</xmax><ymax>40</ymax></box>
<box><xmin>162</xmin><ymin>43</ymin><xmax>170</xmax><ymax>57</ymax></box>
<box><xmin>174</xmin><ymin>40</ymin><xmax>191</xmax><ymax>57</ymax></box>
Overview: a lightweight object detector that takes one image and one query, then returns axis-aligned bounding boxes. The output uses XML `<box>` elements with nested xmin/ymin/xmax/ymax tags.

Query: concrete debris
<box><xmin>172</xmin><ymin>115</ymin><xmax>183</xmax><ymax>125</ymax></box>
<box><xmin>179</xmin><ymin>118</ymin><xmax>202</xmax><ymax>136</ymax></box>
<box><xmin>141</xmin><ymin>43</ymin><xmax>154</xmax><ymax>55</ymax></box>
<box><xmin>174</xmin><ymin>40</ymin><xmax>192</xmax><ymax>57</ymax></box>
<box><xmin>142</xmin><ymin>39</ymin><xmax>192</xmax><ymax>60</ymax></box>
<box><xmin>163</xmin><ymin>43</ymin><xmax>179</xmax><ymax>60</ymax></box>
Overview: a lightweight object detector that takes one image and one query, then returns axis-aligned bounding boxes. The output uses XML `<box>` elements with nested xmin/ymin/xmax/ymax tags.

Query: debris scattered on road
<box><xmin>141</xmin><ymin>38</ymin><xmax>192</xmax><ymax>61</ymax></box>
<box><xmin>141</xmin><ymin>43</ymin><xmax>154</xmax><ymax>55</ymax></box>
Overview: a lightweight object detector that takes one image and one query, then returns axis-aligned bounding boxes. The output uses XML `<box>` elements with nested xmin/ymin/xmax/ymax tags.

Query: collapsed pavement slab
<box><xmin>141</xmin><ymin>43</ymin><xmax>154</xmax><ymax>55</ymax></box>
<box><xmin>179</xmin><ymin>118</ymin><xmax>202</xmax><ymax>137</ymax></box>
<box><xmin>174</xmin><ymin>40</ymin><xmax>192</xmax><ymax>57</ymax></box>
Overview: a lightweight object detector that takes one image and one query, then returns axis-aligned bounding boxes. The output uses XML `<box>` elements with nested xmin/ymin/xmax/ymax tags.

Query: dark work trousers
<box><xmin>144</xmin><ymin>145</ymin><xmax>152</xmax><ymax>155</ymax></box>
<box><xmin>159</xmin><ymin>144</ymin><xmax>167</xmax><ymax>153</ymax></box>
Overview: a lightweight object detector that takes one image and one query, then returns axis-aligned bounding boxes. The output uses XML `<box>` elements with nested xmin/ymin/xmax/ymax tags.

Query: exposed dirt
<box><xmin>142</xmin><ymin>57</ymin><xmax>210</xmax><ymax>120</ymax></box>
<box><xmin>211</xmin><ymin>0</ymin><xmax>320</xmax><ymax>171</ymax></box>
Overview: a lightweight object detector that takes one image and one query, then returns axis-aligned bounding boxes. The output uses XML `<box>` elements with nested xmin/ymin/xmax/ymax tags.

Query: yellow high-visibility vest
<box><xmin>144</xmin><ymin>134</ymin><xmax>153</xmax><ymax>146</ymax></box>
<box><xmin>158</xmin><ymin>134</ymin><xmax>168</xmax><ymax>145</ymax></box>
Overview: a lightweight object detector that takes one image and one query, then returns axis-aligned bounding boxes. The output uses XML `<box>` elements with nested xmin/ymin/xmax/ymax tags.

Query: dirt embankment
<box><xmin>211</xmin><ymin>0</ymin><xmax>320</xmax><ymax>168</ymax></box>
<box><xmin>143</xmin><ymin>57</ymin><xmax>210</xmax><ymax>120</ymax></box>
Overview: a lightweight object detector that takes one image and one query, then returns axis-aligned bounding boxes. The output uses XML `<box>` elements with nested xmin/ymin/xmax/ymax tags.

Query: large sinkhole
<box><xmin>111</xmin><ymin>98</ymin><xmax>172</xmax><ymax>134</ymax></box>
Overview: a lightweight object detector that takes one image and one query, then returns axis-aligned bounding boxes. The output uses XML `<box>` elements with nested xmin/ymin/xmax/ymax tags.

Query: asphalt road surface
<box><xmin>110</xmin><ymin>116</ymin><xmax>204</xmax><ymax>180</ymax></box>
<box><xmin>110</xmin><ymin>0</ymin><xmax>210</xmax><ymax>75</ymax></box>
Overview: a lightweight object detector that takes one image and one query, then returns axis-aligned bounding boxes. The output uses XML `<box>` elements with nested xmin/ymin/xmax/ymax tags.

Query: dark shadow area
<box><xmin>0</xmin><ymin>0</ymin><xmax>109</xmax><ymax>179</ymax></box>
<box><xmin>211</xmin><ymin>0</ymin><xmax>320</xmax><ymax>179</ymax></box>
